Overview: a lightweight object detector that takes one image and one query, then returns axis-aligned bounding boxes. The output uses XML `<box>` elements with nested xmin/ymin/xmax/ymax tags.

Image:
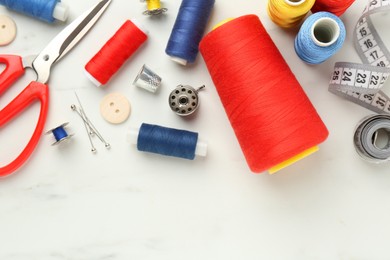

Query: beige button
<box><xmin>0</xmin><ymin>15</ymin><xmax>16</xmax><ymax>46</ymax></box>
<box><xmin>100</xmin><ymin>93</ymin><xmax>131</xmax><ymax>124</ymax></box>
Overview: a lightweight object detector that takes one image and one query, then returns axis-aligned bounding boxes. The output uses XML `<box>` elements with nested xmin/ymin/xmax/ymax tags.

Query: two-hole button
<box><xmin>100</xmin><ymin>93</ymin><xmax>131</xmax><ymax>124</ymax></box>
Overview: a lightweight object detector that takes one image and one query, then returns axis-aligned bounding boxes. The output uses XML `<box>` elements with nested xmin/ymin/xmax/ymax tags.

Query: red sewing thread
<box><xmin>85</xmin><ymin>20</ymin><xmax>148</xmax><ymax>87</ymax></box>
<box><xmin>311</xmin><ymin>0</ymin><xmax>356</xmax><ymax>16</ymax></box>
<box><xmin>199</xmin><ymin>15</ymin><xmax>329</xmax><ymax>173</ymax></box>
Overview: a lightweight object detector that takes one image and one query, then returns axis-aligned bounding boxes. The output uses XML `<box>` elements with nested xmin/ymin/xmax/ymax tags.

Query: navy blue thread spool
<box><xmin>0</xmin><ymin>0</ymin><xmax>68</xmax><ymax>23</ymax></box>
<box><xmin>46</xmin><ymin>122</ymin><xmax>73</xmax><ymax>146</ymax></box>
<box><xmin>128</xmin><ymin>123</ymin><xmax>208</xmax><ymax>160</ymax></box>
<box><xmin>165</xmin><ymin>0</ymin><xmax>215</xmax><ymax>66</ymax></box>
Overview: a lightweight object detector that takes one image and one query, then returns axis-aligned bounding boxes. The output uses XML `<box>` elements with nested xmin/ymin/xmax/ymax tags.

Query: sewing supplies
<box><xmin>71</xmin><ymin>93</ymin><xmax>110</xmax><ymax>153</ymax></box>
<box><xmin>100</xmin><ymin>93</ymin><xmax>131</xmax><ymax>124</ymax></box>
<box><xmin>85</xmin><ymin>19</ymin><xmax>148</xmax><ymax>87</ymax></box>
<box><xmin>312</xmin><ymin>0</ymin><xmax>356</xmax><ymax>17</ymax></box>
<box><xmin>354</xmin><ymin>114</ymin><xmax>390</xmax><ymax>163</ymax></box>
<box><xmin>199</xmin><ymin>15</ymin><xmax>329</xmax><ymax>173</ymax></box>
<box><xmin>329</xmin><ymin>0</ymin><xmax>390</xmax><ymax>115</ymax></box>
<box><xmin>0</xmin><ymin>0</ymin><xmax>68</xmax><ymax>23</ymax></box>
<box><xmin>0</xmin><ymin>0</ymin><xmax>111</xmax><ymax>177</ymax></box>
<box><xmin>128</xmin><ymin>123</ymin><xmax>208</xmax><ymax>160</ymax></box>
<box><xmin>0</xmin><ymin>15</ymin><xmax>16</xmax><ymax>46</ymax></box>
<box><xmin>45</xmin><ymin>122</ymin><xmax>73</xmax><ymax>146</ymax></box>
<box><xmin>267</xmin><ymin>0</ymin><xmax>315</xmax><ymax>28</ymax></box>
<box><xmin>169</xmin><ymin>85</ymin><xmax>205</xmax><ymax>116</ymax></box>
<box><xmin>295</xmin><ymin>12</ymin><xmax>346</xmax><ymax>64</ymax></box>
<box><xmin>141</xmin><ymin>0</ymin><xmax>167</xmax><ymax>16</ymax></box>
<box><xmin>133</xmin><ymin>64</ymin><xmax>162</xmax><ymax>93</ymax></box>
<box><xmin>165</xmin><ymin>0</ymin><xmax>215</xmax><ymax>66</ymax></box>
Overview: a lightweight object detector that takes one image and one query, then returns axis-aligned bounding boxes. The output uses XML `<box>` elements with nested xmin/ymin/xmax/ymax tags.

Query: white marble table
<box><xmin>1</xmin><ymin>0</ymin><xmax>390</xmax><ymax>259</ymax></box>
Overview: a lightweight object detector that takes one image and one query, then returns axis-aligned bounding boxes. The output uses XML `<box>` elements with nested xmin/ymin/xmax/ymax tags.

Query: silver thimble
<box><xmin>133</xmin><ymin>64</ymin><xmax>162</xmax><ymax>93</ymax></box>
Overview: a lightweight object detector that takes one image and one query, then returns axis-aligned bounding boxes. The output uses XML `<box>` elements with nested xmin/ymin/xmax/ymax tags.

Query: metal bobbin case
<box><xmin>141</xmin><ymin>0</ymin><xmax>167</xmax><ymax>16</ymax></box>
<box><xmin>45</xmin><ymin>122</ymin><xmax>74</xmax><ymax>146</ymax></box>
<box><xmin>354</xmin><ymin>114</ymin><xmax>390</xmax><ymax>163</ymax></box>
<box><xmin>169</xmin><ymin>85</ymin><xmax>205</xmax><ymax>116</ymax></box>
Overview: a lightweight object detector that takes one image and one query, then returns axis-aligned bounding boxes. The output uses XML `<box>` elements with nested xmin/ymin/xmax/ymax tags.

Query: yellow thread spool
<box><xmin>211</xmin><ymin>17</ymin><xmax>321</xmax><ymax>174</ymax></box>
<box><xmin>143</xmin><ymin>0</ymin><xmax>167</xmax><ymax>16</ymax></box>
<box><xmin>147</xmin><ymin>0</ymin><xmax>161</xmax><ymax>10</ymax></box>
<box><xmin>267</xmin><ymin>0</ymin><xmax>315</xmax><ymax>28</ymax></box>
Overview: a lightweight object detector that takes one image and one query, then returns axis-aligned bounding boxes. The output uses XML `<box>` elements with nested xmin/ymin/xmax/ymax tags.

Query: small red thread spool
<box><xmin>85</xmin><ymin>19</ymin><xmax>148</xmax><ymax>87</ymax></box>
<box><xmin>199</xmin><ymin>15</ymin><xmax>329</xmax><ymax>173</ymax></box>
<box><xmin>311</xmin><ymin>0</ymin><xmax>355</xmax><ymax>16</ymax></box>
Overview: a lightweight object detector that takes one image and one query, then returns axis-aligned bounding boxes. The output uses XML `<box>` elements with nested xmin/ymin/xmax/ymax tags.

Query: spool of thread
<box><xmin>295</xmin><ymin>12</ymin><xmax>346</xmax><ymax>64</ymax></box>
<box><xmin>85</xmin><ymin>19</ymin><xmax>148</xmax><ymax>87</ymax></box>
<box><xmin>354</xmin><ymin>114</ymin><xmax>390</xmax><ymax>163</ymax></box>
<box><xmin>199</xmin><ymin>15</ymin><xmax>329</xmax><ymax>173</ymax></box>
<box><xmin>128</xmin><ymin>123</ymin><xmax>208</xmax><ymax>160</ymax></box>
<box><xmin>165</xmin><ymin>0</ymin><xmax>215</xmax><ymax>66</ymax></box>
<box><xmin>312</xmin><ymin>0</ymin><xmax>355</xmax><ymax>17</ymax></box>
<box><xmin>45</xmin><ymin>122</ymin><xmax>73</xmax><ymax>146</ymax></box>
<box><xmin>0</xmin><ymin>0</ymin><xmax>68</xmax><ymax>23</ymax></box>
<box><xmin>143</xmin><ymin>0</ymin><xmax>167</xmax><ymax>16</ymax></box>
<box><xmin>267</xmin><ymin>0</ymin><xmax>315</xmax><ymax>28</ymax></box>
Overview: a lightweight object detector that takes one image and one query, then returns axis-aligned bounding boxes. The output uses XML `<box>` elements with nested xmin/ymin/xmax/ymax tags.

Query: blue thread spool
<box><xmin>0</xmin><ymin>0</ymin><xmax>68</xmax><ymax>23</ymax></box>
<box><xmin>46</xmin><ymin>122</ymin><xmax>73</xmax><ymax>146</ymax></box>
<box><xmin>165</xmin><ymin>0</ymin><xmax>215</xmax><ymax>66</ymax></box>
<box><xmin>295</xmin><ymin>12</ymin><xmax>345</xmax><ymax>64</ymax></box>
<box><xmin>128</xmin><ymin>123</ymin><xmax>208</xmax><ymax>160</ymax></box>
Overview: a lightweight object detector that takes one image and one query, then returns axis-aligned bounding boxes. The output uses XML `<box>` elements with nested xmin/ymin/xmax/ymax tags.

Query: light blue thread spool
<box><xmin>295</xmin><ymin>12</ymin><xmax>346</xmax><ymax>64</ymax></box>
<box><xmin>46</xmin><ymin>122</ymin><xmax>73</xmax><ymax>146</ymax></box>
<box><xmin>128</xmin><ymin>123</ymin><xmax>208</xmax><ymax>160</ymax></box>
<box><xmin>165</xmin><ymin>0</ymin><xmax>215</xmax><ymax>66</ymax></box>
<box><xmin>0</xmin><ymin>0</ymin><xmax>68</xmax><ymax>23</ymax></box>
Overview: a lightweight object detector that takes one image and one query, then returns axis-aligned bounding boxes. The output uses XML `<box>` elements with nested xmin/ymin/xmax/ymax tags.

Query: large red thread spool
<box><xmin>85</xmin><ymin>20</ymin><xmax>148</xmax><ymax>87</ymax></box>
<box><xmin>311</xmin><ymin>0</ymin><xmax>356</xmax><ymax>16</ymax></box>
<box><xmin>199</xmin><ymin>15</ymin><xmax>329</xmax><ymax>173</ymax></box>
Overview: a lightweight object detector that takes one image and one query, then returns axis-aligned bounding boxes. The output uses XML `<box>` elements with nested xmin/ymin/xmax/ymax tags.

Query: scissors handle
<box><xmin>0</xmin><ymin>81</ymin><xmax>49</xmax><ymax>177</ymax></box>
<box><xmin>0</xmin><ymin>55</ymin><xmax>25</xmax><ymax>95</ymax></box>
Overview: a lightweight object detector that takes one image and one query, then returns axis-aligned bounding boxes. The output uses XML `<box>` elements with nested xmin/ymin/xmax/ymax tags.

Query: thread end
<box><xmin>84</xmin><ymin>69</ymin><xmax>103</xmax><ymax>87</ymax></box>
<box><xmin>284</xmin><ymin>0</ymin><xmax>307</xmax><ymax>6</ymax></box>
<box><xmin>311</xmin><ymin>17</ymin><xmax>340</xmax><ymax>47</ymax></box>
<box><xmin>169</xmin><ymin>56</ymin><xmax>188</xmax><ymax>66</ymax></box>
<box><xmin>53</xmin><ymin>2</ymin><xmax>69</xmax><ymax>22</ymax></box>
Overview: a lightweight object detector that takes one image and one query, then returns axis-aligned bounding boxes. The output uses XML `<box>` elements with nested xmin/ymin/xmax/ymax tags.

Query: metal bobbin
<box><xmin>45</xmin><ymin>122</ymin><xmax>73</xmax><ymax>146</ymax></box>
<box><xmin>141</xmin><ymin>0</ymin><xmax>167</xmax><ymax>16</ymax></box>
<box><xmin>169</xmin><ymin>85</ymin><xmax>205</xmax><ymax>116</ymax></box>
<box><xmin>354</xmin><ymin>114</ymin><xmax>390</xmax><ymax>163</ymax></box>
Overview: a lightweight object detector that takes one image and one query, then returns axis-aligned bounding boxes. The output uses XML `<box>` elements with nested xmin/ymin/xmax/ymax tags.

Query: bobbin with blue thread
<box><xmin>295</xmin><ymin>11</ymin><xmax>346</xmax><ymax>64</ymax></box>
<box><xmin>128</xmin><ymin>123</ymin><xmax>208</xmax><ymax>160</ymax></box>
<box><xmin>45</xmin><ymin>122</ymin><xmax>74</xmax><ymax>146</ymax></box>
<box><xmin>0</xmin><ymin>0</ymin><xmax>69</xmax><ymax>23</ymax></box>
<box><xmin>169</xmin><ymin>85</ymin><xmax>205</xmax><ymax>116</ymax></box>
<box><xmin>141</xmin><ymin>0</ymin><xmax>167</xmax><ymax>16</ymax></box>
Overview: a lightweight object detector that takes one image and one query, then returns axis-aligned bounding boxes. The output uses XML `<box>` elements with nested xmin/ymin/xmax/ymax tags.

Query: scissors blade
<box><xmin>33</xmin><ymin>0</ymin><xmax>111</xmax><ymax>83</ymax></box>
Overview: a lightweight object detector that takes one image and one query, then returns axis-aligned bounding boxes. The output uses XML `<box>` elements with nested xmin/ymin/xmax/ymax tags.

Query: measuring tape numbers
<box><xmin>329</xmin><ymin>0</ymin><xmax>390</xmax><ymax>114</ymax></box>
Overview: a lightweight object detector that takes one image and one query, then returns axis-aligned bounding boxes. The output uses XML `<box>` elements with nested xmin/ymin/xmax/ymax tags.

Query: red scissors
<box><xmin>0</xmin><ymin>0</ymin><xmax>111</xmax><ymax>177</ymax></box>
